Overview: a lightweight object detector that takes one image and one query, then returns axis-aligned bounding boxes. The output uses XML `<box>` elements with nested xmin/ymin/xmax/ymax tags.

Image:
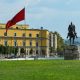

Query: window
<box><xmin>16</xmin><ymin>27</ymin><xmax>18</xmax><ymax>29</ymax></box>
<box><xmin>23</xmin><ymin>41</ymin><xmax>26</xmax><ymax>46</ymax></box>
<box><xmin>36</xmin><ymin>50</ymin><xmax>38</xmax><ymax>54</ymax></box>
<box><xmin>14</xmin><ymin>41</ymin><xmax>17</xmax><ymax>46</ymax></box>
<box><xmin>36</xmin><ymin>34</ymin><xmax>39</xmax><ymax>37</ymax></box>
<box><xmin>22</xmin><ymin>33</ymin><xmax>26</xmax><ymax>37</ymax></box>
<box><xmin>29</xmin><ymin>33</ymin><xmax>32</xmax><ymax>37</ymax></box>
<box><xmin>4</xmin><ymin>32</ymin><xmax>7</xmax><ymax>36</ymax></box>
<box><xmin>4</xmin><ymin>40</ymin><xmax>7</xmax><ymax>46</ymax></box>
<box><xmin>30</xmin><ymin>41</ymin><xmax>32</xmax><ymax>46</ymax></box>
<box><xmin>36</xmin><ymin>42</ymin><xmax>38</xmax><ymax>47</ymax></box>
<box><xmin>14</xmin><ymin>33</ymin><xmax>16</xmax><ymax>36</ymax></box>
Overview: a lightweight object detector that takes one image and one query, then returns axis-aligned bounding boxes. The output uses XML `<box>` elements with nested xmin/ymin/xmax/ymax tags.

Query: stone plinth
<box><xmin>64</xmin><ymin>45</ymin><xmax>80</xmax><ymax>60</ymax></box>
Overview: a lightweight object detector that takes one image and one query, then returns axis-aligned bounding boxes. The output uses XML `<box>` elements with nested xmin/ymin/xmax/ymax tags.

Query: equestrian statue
<box><xmin>67</xmin><ymin>22</ymin><xmax>77</xmax><ymax>45</ymax></box>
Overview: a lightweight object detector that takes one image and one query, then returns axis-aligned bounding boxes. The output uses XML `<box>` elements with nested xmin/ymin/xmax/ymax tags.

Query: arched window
<box><xmin>4</xmin><ymin>32</ymin><xmax>7</xmax><ymax>36</ymax></box>
<box><xmin>29</xmin><ymin>33</ymin><xmax>32</xmax><ymax>37</ymax></box>
<box><xmin>36</xmin><ymin>34</ymin><xmax>39</xmax><ymax>37</ymax></box>
<box><xmin>22</xmin><ymin>33</ymin><xmax>26</xmax><ymax>37</ymax></box>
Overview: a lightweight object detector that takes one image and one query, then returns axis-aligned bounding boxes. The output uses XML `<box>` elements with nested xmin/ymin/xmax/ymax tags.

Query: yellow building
<box><xmin>0</xmin><ymin>23</ymin><xmax>49</xmax><ymax>57</ymax></box>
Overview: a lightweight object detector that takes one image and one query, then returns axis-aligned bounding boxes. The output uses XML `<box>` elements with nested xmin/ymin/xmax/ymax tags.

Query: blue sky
<box><xmin>0</xmin><ymin>0</ymin><xmax>80</xmax><ymax>39</ymax></box>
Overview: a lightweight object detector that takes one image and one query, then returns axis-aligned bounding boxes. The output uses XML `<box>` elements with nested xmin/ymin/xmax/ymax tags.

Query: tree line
<box><xmin>0</xmin><ymin>45</ymin><xmax>18</xmax><ymax>56</ymax></box>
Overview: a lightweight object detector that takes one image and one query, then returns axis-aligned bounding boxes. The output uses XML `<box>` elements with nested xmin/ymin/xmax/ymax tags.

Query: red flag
<box><xmin>6</xmin><ymin>8</ymin><xmax>25</xmax><ymax>32</ymax></box>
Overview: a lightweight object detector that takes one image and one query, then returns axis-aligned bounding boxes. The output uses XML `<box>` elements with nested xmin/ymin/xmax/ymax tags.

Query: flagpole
<box><xmin>11</xmin><ymin>30</ymin><xmax>13</xmax><ymax>57</ymax></box>
<box><xmin>23</xmin><ymin>6</ymin><xmax>27</xmax><ymax>59</ymax></box>
<box><xmin>14</xmin><ymin>28</ymin><xmax>15</xmax><ymax>58</ymax></box>
<box><xmin>9</xmin><ymin>27</ymin><xmax>12</xmax><ymax>57</ymax></box>
<box><xmin>6</xmin><ymin>31</ymin><xmax>7</xmax><ymax>57</ymax></box>
<box><xmin>24</xmin><ymin>16</ymin><xmax>27</xmax><ymax>60</ymax></box>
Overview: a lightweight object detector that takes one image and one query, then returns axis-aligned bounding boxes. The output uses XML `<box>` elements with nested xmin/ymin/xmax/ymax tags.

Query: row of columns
<box><xmin>17</xmin><ymin>47</ymin><xmax>49</xmax><ymax>57</ymax></box>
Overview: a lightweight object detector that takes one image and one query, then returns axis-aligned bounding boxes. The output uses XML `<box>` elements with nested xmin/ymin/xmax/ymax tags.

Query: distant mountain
<box><xmin>64</xmin><ymin>37</ymin><xmax>80</xmax><ymax>45</ymax></box>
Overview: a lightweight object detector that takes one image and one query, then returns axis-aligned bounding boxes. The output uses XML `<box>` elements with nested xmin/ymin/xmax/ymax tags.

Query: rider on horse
<box><xmin>67</xmin><ymin>22</ymin><xmax>77</xmax><ymax>44</ymax></box>
<box><xmin>67</xmin><ymin>22</ymin><xmax>77</xmax><ymax>38</ymax></box>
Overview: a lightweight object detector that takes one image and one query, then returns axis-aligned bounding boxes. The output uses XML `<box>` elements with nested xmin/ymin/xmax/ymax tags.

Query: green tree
<box><xmin>11</xmin><ymin>47</ymin><xmax>18</xmax><ymax>56</ymax></box>
<box><xmin>0</xmin><ymin>45</ymin><xmax>18</xmax><ymax>55</ymax></box>
<box><xmin>0</xmin><ymin>45</ymin><xmax>3</xmax><ymax>54</ymax></box>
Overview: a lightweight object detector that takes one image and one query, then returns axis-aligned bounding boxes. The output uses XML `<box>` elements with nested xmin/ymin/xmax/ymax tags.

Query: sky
<box><xmin>0</xmin><ymin>0</ymin><xmax>80</xmax><ymax>39</ymax></box>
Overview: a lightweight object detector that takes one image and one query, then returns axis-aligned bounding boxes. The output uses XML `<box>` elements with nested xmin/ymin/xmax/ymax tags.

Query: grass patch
<box><xmin>0</xmin><ymin>60</ymin><xmax>80</xmax><ymax>80</ymax></box>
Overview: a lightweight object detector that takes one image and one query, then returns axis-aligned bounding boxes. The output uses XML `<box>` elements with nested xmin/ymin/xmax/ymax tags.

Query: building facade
<box><xmin>49</xmin><ymin>32</ymin><xmax>57</xmax><ymax>56</ymax></box>
<box><xmin>0</xmin><ymin>24</ymin><xmax>49</xmax><ymax>57</ymax></box>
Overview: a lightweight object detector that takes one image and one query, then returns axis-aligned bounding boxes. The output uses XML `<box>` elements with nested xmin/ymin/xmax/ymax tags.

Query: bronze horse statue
<box><xmin>67</xmin><ymin>22</ymin><xmax>77</xmax><ymax>45</ymax></box>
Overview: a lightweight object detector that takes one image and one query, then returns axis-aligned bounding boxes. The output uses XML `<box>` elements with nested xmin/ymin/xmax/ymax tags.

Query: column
<box><xmin>17</xmin><ymin>48</ymin><xmax>20</xmax><ymax>56</ymax></box>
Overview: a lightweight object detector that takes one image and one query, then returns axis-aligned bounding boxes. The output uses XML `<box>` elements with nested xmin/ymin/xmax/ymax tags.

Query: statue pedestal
<box><xmin>64</xmin><ymin>45</ymin><xmax>80</xmax><ymax>60</ymax></box>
